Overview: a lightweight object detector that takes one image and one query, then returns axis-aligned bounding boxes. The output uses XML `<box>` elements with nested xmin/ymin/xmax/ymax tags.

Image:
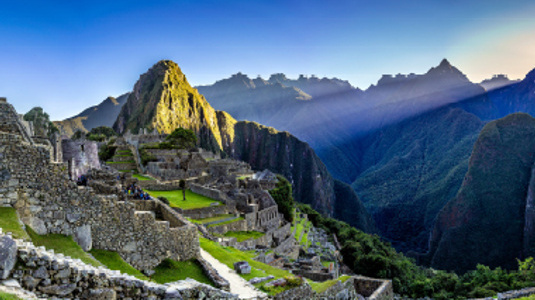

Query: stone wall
<box><xmin>176</xmin><ymin>204</ymin><xmax>229</xmax><ymax>220</ymax></box>
<box><xmin>352</xmin><ymin>276</ymin><xmax>393</xmax><ymax>300</ymax></box>
<box><xmin>61</xmin><ymin>139</ymin><xmax>100</xmax><ymax>180</ymax></box>
<box><xmin>207</xmin><ymin>219</ymin><xmax>248</xmax><ymax>235</ymax></box>
<box><xmin>0</xmin><ymin>233</ymin><xmax>237</xmax><ymax>300</ymax></box>
<box><xmin>271</xmin><ymin>276</ymin><xmax>392</xmax><ymax>300</ymax></box>
<box><xmin>190</xmin><ymin>183</ymin><xmax>232</xmax><ymax>204</ymax></box>
<box><xmin>0</xmin><ymin>127</ymin><xmax>199</xmax><ymax>270</ymax></box>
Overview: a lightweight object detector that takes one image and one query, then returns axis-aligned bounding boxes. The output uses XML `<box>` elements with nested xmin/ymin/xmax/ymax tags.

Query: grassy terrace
<box><xmin>292</xmin><ymin>214</ymin><xmax>311</xmax><ymax>248</ymax></box>
<box><xmin>27</xmin><ymin>227</ymin><xmax>102</xmax><ymax>268</ymax></box>
<box><xmin>0</xmin><ymin>207</ymin><xmax>30</xmax><ymax>240</ymax></box>
<box><xmin>146</xmin><ymin>189</ymin><xmax>222</xmax><ymax>210</ymax></box>
<box><xmin>223</xmin><ymin>231</ymin><xmax>265</xmax><ymax>242</ymax></box>
<box><xmin>207</xmin><ymin>217</ymin><xmax>244</xmax><ymax>227</ymax></box>
<box><xmin>189</xmin><ymin>214</ymin><xmax>235</xmax><ymax>225</ymax></box>
<box><xmin>152</xmin><ymin>258</ymin><xmax>214</xmax><ymax>286</ymax></box>
<box><xmin>200</xmin><ymin>237</ymin><xmax>294</xmax><ymax>295</ymax></box>
<box><xmin>132</xmin><ymin>173</ymin><xmax>154</xmax><ymax>181</ymax></box>
<box><xmin>89</xmin><ymin>249</ymin><xmax>148</xmax><ymax>280</ymax></box>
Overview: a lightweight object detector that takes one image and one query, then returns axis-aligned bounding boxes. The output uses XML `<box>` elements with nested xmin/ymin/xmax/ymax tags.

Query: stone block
<box><xmin>74</xmin><ymin>225</ymin><xmax>92</xmax><ymax>251</ymax></box>
<box><xmin>0</xmin><ymin>235</ymin><xmax>17</xmax><ymax>279</ymax></box>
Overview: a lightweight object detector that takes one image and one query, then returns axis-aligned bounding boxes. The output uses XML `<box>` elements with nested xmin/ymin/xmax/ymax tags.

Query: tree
<box><xmin>87</xmin><ymin>126</ymin><xmax>117</xmax><ymax>141</ymax></box>
<box><xmin>23</xmin><ymin>107</ymin><xmax>59</xmax><ymax>138</ymax></box>
<box><xmin>179</xmin><ymin>179</ymin><xmax>186</xmax><ymax>201</ymax></box>
<box><xmin>166</xmin><ymin>127</ymin><xmax>197</xmax><ymax>149</ymax></box>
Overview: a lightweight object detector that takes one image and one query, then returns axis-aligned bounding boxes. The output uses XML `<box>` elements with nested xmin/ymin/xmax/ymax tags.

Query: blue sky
<box><xmin>1</xmin><ymin>0</ymin><xmax>535</xmax><ymax>120</ymax></box>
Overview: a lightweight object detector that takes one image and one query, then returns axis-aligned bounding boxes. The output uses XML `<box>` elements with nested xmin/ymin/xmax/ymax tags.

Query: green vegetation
<box><xmin>223</xmin><ymin>231</ymin><xmax>265</xmax><ymax>242</ymax></box>
<box><xmin>298</xmin><ymin>203</ymin><xmax>535</xmax><ymax>299</ymax></box>
<box><xmin>206</xmin><ymin>217</ymin><xmax>244</xmax><ymax>228</ymax></box>
<box><xmin>292</xmin><ymin>214</ymin><xmax>311</xmax><ymax>248</ymax></box>
<box><xmin>269</xmin><ymin>175</ymin><xmax>294</xmax><ymax>222</ymax></box>
<box><xmin>0</xmin><ymin>207</ymin><xmax>30</xmax><ymax>240</ymax></box>
<box><xmin>309</xmin><ymin>275</ymin><xmax>351</xmax><ymax>294</ymax></box>
<box><xmin>132</xmin><ymin>173</ymin><xmax>154</xmax><ymax>181</ymax></box>
<box><xmin>23</xmin><ymin>106</ymin><xmax>58</xmax><ymax>138</ymax></box>
<box><xmin>517</xmin><ymin>296</ymin><xmax>535</xmax><ymax>300</ymax></box>
<box><xmin>98</xmin><ymin>143</ymin><xmax>117</xmax><ymax>161</ymax></box>
<box><xmin>0</xmin><ymin>291</ymin><xmax>23</xmax><ymax>300</ymax></box>
<box><xmin>189</xmin><ymin>214</ymin><xmax>235</xmax><ymax>225</ymax></box>
<box><xmin>166</xmin><ymin>127</ymin><xmax>197</xmax><ymax>149</ymax></box>
<box><xmin>139</xmin><ymin>147</ymin><xmax>157</xmax><ymax>166</ymax></box>
<box><xmin>106</xmin><ymin>160</ymin><xmax>135</xmax><ymax>164</ymax></box>
<box><xmin>27</xmin><ymin>227</ymin><xmax>102</xmax><ymax>267</ymax></box>
<box><xmin>87</xmin><ymin>126</ymin><xmax>117</xmax><ymax>141</ymax></box>
<box><xmin>146</xmin><ymin>189</ymin><xmax>221</xmax><ymax>209</ymax></box>
<box><xmin>89</xmin><ymin>249</ymin><xmax>148</xmax><ymax>280</ymax></box>
<box><xmin>200</xmin><ymin>237</ymin><xmax>297</xmax><ymax>294</ymax></box>
<box><xmin>152</xmin><ymin>258</ymin><xmax>213</xmax><ymax>286</ymax></box>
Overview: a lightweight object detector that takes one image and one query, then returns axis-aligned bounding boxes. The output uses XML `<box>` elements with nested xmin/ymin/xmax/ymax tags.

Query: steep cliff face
<box><xmin>111</xmin><ymin>60</ymin><xmax>375</xmax><ymax>227</ymax></box>
<box><xmin>224</xmin><ymin>120</ymin><xmax>335</xmax><ymax>213</ymax></box>
<box><xmin>425</xmin><ymin>113</ymin><xmax>535</xmax><ymax>273</ymax></box>
<box><xmin>113</xmin><ymin>60</ymin><xmax>222</xmax><ymax>153</ymax></box>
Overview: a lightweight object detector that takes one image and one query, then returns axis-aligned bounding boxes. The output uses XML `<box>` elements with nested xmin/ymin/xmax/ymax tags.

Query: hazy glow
<box><xmin>450</xmin><ymin>13</ymin><xmax>535</xmax><ymax>82</ymax></box>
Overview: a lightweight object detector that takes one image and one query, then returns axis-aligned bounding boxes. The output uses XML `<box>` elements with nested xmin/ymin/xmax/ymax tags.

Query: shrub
<box><xmin>99</xmin><ymin>144</ymin><xmax>117</xmax><ymax>161</ymax></box>
<box><xmin>269</xmin><ymin>175</ymin><xmax>294</xmax><ymax>222</ymax></box>
<box><xmin>158</xmin><ymin>196</ymin><xmax>170</xmax><ymax>205</ymax></box>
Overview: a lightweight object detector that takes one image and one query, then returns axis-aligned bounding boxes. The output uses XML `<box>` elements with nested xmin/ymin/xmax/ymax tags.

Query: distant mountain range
<box><xmin>54</xmin><ymin>94</ymin><xmax>129</xmax><ymax>136</ymax></box>
<box><xmin>55</xmin><ymin>58</ymin><xmax>535</xmax><ymax>272</ymax></box>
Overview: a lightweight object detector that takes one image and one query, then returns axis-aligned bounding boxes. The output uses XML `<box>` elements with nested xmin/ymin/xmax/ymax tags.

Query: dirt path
<box><xmin>199</xmin><ymin>249</ymin><xmax>267</xmax><ymax>299</ymax></box>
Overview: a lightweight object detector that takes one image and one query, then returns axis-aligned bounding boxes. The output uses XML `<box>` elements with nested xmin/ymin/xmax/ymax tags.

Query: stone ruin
<box><xmin>0</xmin><ymin>99</ymin><xmax>199</xmax><ymax>271</ymax></box>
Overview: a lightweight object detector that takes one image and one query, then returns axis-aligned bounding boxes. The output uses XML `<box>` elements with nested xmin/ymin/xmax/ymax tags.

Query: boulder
<box><xmin>0</xmin><ymin>235</ymin><xmax>17</xmax><ymax>279</ymax></box>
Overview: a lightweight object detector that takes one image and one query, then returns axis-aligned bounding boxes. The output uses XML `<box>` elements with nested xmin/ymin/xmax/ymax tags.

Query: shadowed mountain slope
<box><xmin>424</xmin><ymin>113</ymin><xmax>535</xmax><ymax>273</ymax></box>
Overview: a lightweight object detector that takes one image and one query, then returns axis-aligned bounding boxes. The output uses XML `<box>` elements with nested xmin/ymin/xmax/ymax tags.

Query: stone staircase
<box><xmin>0</xmin><ymin>101</ymin><xmax>34</xmax><ymax>145</ymax></box>
<box><xmin>106</xmin><ymin>145</ymin><xmax>138</xmax><ymax>172</ymax></box>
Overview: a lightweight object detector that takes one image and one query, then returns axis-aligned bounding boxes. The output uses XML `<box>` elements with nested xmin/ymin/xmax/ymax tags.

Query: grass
<box><xmin>107</xmin><ymin>160</ymin><xmax>135</xmax><ymax>164</ymax></box>
<box><xmin>89</xmin><ymin>249</ymin><xmax>148</xmax><ymax>280</ymax></box>
<box><xmin>189</xmin><ymin>214</ymin><xmax>235</xmax><ymax>225</ymax></box>
<box><xmin>26</xmin><ymin>227</ymin><xmax>102</xmax><ymax>268</ymax></box>
<box><xmin>152</xmin><ymin>258</ymin><xmax>214</xmax><ymax>286</ymax></box>
<box><xmin>206</xmin><ymin>217</ymin><xmax>244</xmax><ymax>228</ymax></box>
<box><xmin>116</xmin><ymin>150</ymin><xmax>133</xmax><ymax>155</ymax></box>
<box><xmin>223</xmin><ymin>231</ymin><xmax>265</xmax><ymax>242</ymax></box>
<box><xmin>115</xmin><ymin>154</ymin><xmax>133</xmax><ymax>157</ymax></box>
<box><xmin>146</xmin><ymin>189</ymin><xmax>222</xmax><ymax>210</ymax></box>
<box><xmin>132</xmin><ymin>173</ymin><xmax>154</xmax><ymax>181</ymax></box>
<box><xmin>0</xmin><ymin>207</ymin><xmax>30</xmax><ymax>240</ymax></box>
<box><xmin>308</xmin><ymin>275</ymin><xmax>351</xmax><ymax>294</ymax></box>
<box><xmin>0</xmin><ymin>291</ymin><xmax>23</xmax><ymax>300</ymax></box>
<box><xmin>517</xmin><ymin>296</ymin><xmax>535</xmax><ymax>300</ymax></box>
<box><xmin>321</xmin><ymin>260</ymin><xmax>334</xmax><ymax>268</ymax></box>
<box><xmin>200</xmin><ymin>237</ymin><xmax>294</xmax><ymax>295</ymax></box>
<box><xmin>292</xmin><ymin>215</ymin><xmax>311</xmax><ymax>248</ymax></box>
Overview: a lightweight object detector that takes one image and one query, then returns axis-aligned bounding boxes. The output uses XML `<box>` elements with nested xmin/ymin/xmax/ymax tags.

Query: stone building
<box><xmin>62</xmin><ymin>139</ymin><xmax>100</xmax><ymax>180</ymax></box>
